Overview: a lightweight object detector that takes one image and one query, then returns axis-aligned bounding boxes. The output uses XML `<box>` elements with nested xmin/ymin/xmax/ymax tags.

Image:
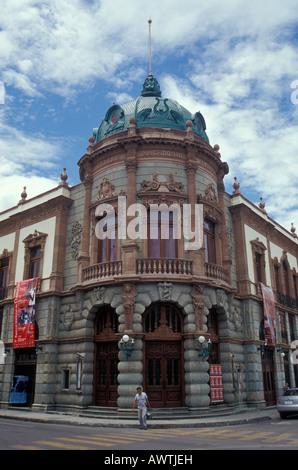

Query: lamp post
<box><xmin>196</xmin><ymin>335</ymin><xmax>212</xmax><ymax>359</ymax></box>
<box><xmin>120</xmin><ymin>334</ymin><xmax>135</xmax><ymax>359</ymax></box>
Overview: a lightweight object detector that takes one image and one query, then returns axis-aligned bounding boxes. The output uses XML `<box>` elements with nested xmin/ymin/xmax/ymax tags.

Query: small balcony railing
<box><xmin>277</xmin><ymin>293</ymin><xmax>298</xmax><ymax>311</ymax></box>
<box><xmin>136</xmin><ymin>258</ymin><xmax>193</xmax><ymax>276</ymax></box>
<box><xmin>204</xmin><ymin>262</ymin><xmax>230</xmax><ymax>283</ymax></box>
<box><xmin>83</xmin><ymin>261</ymin><xmax>122</xmax><ymax>281</ymax></box>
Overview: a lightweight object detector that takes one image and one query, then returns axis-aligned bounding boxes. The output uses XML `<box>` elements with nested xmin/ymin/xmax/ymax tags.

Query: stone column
<box><xmin>184</xmin><ymin>290</ymin><xmax>210</xmax><ymax>410</ymax></box>
<box><xmin>117</xmin><ymin>284</ymin><xmax>143</xmax><ymax>409</ymax></box>
<box><xmin>184</xmin><ymin>338</ymin><xmax>210</xmax><ymax>409</ymax></box>
<box><xmin>77</xmin><ymin>176</ymin><xmax>93</xmax><ymax>283</ymax></box>
<box><xmin>121</xmin><ymin>147</ymin><xmax>138</xmax><ymax>277</ymax></box>
<box><xmin>50</xmin><ymin>197</ymin><xmax>72</xmax><ymax>292</ymax></box>
<box><xmin>185</xmin><ymin>156</ymin><xmax>204</xmax><ymax>277</ymax></box>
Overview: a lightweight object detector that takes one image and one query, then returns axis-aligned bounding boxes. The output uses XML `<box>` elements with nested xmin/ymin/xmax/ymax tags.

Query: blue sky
<box><xmin>1</xmin><ymin>0</ymin><xmax>298</xmax><ymax>232</ymax></box>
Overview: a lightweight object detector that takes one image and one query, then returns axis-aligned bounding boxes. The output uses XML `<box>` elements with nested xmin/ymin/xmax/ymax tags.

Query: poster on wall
<box><xmin>210</xmin><ymin>364</ymin><xmax>224</xmax><ymax>403</ymax></box>
<box><xmin>13</xmin><ymin>278</ymin><xmax>38</xmax><ymax>349</ymax></box>
<box><xmin>260</xmin><ymin>283</ymin><xmax>276</xmax><ymax>345</ymax></box>
<box><xmin>9</xmin><ymin>375</ymin><xmax>28</xmax><ymax>404</ymax></box>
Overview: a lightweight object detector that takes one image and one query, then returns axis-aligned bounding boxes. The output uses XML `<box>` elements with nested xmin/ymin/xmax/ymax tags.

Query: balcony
<box><xmin>204</xmin><ymin>262</ymin><xmax>230</xmax><ymax>284</ymax></box>
<box><xmin>82</xmin><ymin>258</ymin><xmax>230</xmax><ymax>285</ymax></box>
<box><xmin>277</xmin><ymin>293</ymin><xmax>298</xmax><ymax>311</ymax></box>
<box><xmin>83</xmin><ymin>260</ymin><xmax>122</xmax><ymax>282</ymax></box>
<box><xmin>136</xmin><ymin>258</ymin><xmax>193</xmax><ymax>276</ymax></box>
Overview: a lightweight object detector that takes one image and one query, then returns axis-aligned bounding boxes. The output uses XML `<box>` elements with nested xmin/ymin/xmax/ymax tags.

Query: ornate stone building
<box><xmin>0</xmin><ymin>74</ymin><xmax>297</xmax><ymax>415</ymax></box>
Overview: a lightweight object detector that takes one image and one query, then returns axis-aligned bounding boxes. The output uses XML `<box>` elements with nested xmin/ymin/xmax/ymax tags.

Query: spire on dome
<box><xmin>140</xmin><ymin>19</ymin><xmax>162</xmax><ymax>97</ymax></box>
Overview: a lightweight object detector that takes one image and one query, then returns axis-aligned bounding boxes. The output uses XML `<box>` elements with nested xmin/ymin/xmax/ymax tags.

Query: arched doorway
<box><xmin>93</xmin><ymin>307</ymin><xmax>119</xmax><ymax>406</ymax></box>
<box><xmin>143</xmin><ymin>303</ymin><xmax>185</xmax><ymax>407</ymax></box>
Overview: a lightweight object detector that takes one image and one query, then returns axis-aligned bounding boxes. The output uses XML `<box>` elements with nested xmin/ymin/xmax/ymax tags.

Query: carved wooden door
<box><xmin>262</xmin><ymin>349</ymin><xmax>276</xmax><ymax>406</ymax></box>
<box><xmin>94</xmin><ymin>307</ymin><xmax>119</xmax><ymax>407</ymax></box>
<box><xmin>94</xmin><ymin>342</ymin><xmax>119</xmax><ymax>406</ymax></box>
<box><xmin>144</xmin><ymin>304</ymin><xmax>184</xmax><ymax>407</ymax></box>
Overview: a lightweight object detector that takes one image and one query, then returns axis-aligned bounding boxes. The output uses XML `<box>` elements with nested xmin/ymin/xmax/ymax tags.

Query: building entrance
<box><xmin>11</xmin><ymin>348</ymin><xmax>37</xmax><ymax>406</ymax></box>
<box><xmin>262</xmin><ymin>348</ymin><xmax>276</xmax><ymax>406</ymax></box>
<box><xmin>93</xmin><ymin>307</ymin><xmax>119</xmax><ymax>407</ymax></box>
<box><xmin>143</xmin><ymin>303</ymin><xmax>184</xmax><ymax>407</ymax></box>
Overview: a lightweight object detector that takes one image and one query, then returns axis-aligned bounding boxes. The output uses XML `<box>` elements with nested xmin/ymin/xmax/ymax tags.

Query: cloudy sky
<box><xmin>0</xmin><ymin>0</ymin><xmax>298</xmax><ymax>232</ymax></box>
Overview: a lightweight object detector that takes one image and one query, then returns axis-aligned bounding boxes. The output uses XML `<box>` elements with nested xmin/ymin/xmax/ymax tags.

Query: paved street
<box><xmin>0</xmin><ymin>416</ymin><xmax>298</xmax><ymax>451</ymax></box>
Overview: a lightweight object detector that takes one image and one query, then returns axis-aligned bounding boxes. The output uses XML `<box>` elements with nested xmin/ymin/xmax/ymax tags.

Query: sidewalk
<box><xmin>0</xmin><ymin>406</ymin><xmax>280</xmax><ymax>429</ymax></box>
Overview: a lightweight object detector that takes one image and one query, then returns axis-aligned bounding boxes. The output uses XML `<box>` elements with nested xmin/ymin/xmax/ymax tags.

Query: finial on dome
<box><xmin>141</xmin><ymin>73</ymin><xmax>162</xmax><ymax>97</ymax></box>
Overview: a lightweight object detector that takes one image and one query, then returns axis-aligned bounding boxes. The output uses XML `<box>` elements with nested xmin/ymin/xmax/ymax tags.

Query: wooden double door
<box><xmin>93</xmin><ymin>308</ymin><xmax>119</xmax><ymax>407</ymax></box>
<box><xmin>143</xmin><ymin>304</ymin><xmax>185</xmax><ymax>407</ymax></box>
<box><xmin>262</xmin><ymin>349</ymin><xmax>276</xmax><ymax>406</ymax></box>
<box><xmin>94</xmin><ymin>342</ymin><xmax>119</xmax><ymax>406</ymax></box>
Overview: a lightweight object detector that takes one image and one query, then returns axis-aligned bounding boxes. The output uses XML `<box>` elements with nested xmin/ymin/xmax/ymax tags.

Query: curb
<box><xmin>0</xmin><ymin>409</ymin><xmax>278</xmax><ymax>429</ymax></box>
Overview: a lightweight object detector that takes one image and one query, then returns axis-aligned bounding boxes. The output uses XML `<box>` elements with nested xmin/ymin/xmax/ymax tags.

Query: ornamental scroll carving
<box><xmin>70</xmin><ymin>221</ymin><xmax>82</xmax><ymax>261</ymax></box>
<box><xmin>138</xmin><ymin>173</ymin><xmax>187</xmax><ymax>207</ymax></box>
<box><xmin>93</xmin><ymin>177</ymin><xmax>126</xmax><ymax>202</ymax></box>
<box><xmin>140</xmin><ymin>172</ymin><xmax>185</xmax><ymax>194</ymax></box>
<box><xmin>121</xmin><ymin>283</ymin><xmax>137</xmax><ymax>332</ymax></box>
<box><xmin>191</xmin><ymin>284</ymin><xmax>205</xmax><ymax>332</ymax></box>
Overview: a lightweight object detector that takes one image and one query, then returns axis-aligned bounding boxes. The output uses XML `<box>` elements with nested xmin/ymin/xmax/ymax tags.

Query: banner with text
<box><xmin>13</xmin><ymin>278</ymin><xmax>38</xmax><ymax>349</ymax></box>
<box><xmin>260</xmin><ymin>283</ymin><xmax>276</xmax><ymax>345</ymax></box>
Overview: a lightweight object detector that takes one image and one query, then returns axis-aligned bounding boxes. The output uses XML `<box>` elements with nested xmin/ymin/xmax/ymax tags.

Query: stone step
<box><xmin>79</xmin><ymin>404</ymin><xmax>240</xmax><ymax>420</ymax></box>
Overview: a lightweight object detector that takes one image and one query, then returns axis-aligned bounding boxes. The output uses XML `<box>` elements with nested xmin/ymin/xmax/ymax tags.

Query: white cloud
<box><xmin>0</xmin><ymin>111</ymin><xmax>62</xmax><ymax>212</ymax></box>
<box><xmin>0</xmin><ymin>174</ymin><xmax>59</xmax><ymax>214</ymax></box>
<box><xmin>0</xmin><ymin>0</ymin><xmax>297</xmax><ymax>232</ymax></box>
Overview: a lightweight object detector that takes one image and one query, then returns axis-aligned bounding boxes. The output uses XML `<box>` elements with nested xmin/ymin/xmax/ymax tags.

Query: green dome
<box><xmin>93</xmin><ymin>75</ymin><xmax>209</xmax><ymax>144</ymax></box>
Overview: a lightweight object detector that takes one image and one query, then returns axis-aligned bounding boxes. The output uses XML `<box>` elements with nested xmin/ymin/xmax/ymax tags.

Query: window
<box><xmin>293</xmin><ymin>275</ymin><xmax>298</xmax><ymax>301</ymax></box>
<box><xmin>289</xmin><ymin>314</ymin><xmax>295</xmax><ymax>343</ymax></box>
<box><xmin>283</xmin><ymin>261</ymin><xmax>290</xmax><ymax>297</ymax></box>
<box><xmin>255</xmin><ymin>252</ymin><xmax>262</xmax><ymax>283</ymax></box>
<box><xmin>204</xmin><ymin>219</ymin><xmax>216</xmax><ymax>263</ymax></box>
<box><xmin>97</xmin><ymin>215</ymin><xmax>117</xmax><ymax>262</ymax></box>
<box><xmin>280</xmin><ymin>312</ymin><xmax>287</xmax><ymax>343</ymax></box>
<box><xmin>23</xmin><ymin>230</ymin><xmax>47</xmax><ymax>280</ymax></box>
<box><xmin>251</xmin><ymin>239</ymin><xmax>267</xmax><ymax>286</ymax></box>
<box><xmin>29</xmin><ymin>247</ymin><xmax>41</xmax><ymax>278</ymax></box>
<box><xmin>0</xmin><ymin>258</ymin><xmax>9</xmax><ymax>299</ymax></box>
<box><xmin>148</xmin><ymin>211</ymin><xmax>178</xmax><ymax>258</ymax></box>
<box><xmin>0</xmin><ymin>308</ymin><xmax>3</xmax><ymax>336</ymax></box>
<box><xmin>274</xmin><ymin>265</ymin><xmax>281</xmax><ymax>294</ymax></box>
<box><xmin>63</xmin><ymin>369</ymin><xmax>70</xmax><ymax>390</ymax></box>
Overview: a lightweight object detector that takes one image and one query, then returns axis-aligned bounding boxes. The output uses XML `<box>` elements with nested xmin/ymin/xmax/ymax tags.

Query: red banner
<box><xmin>210</xmin><ymin>364</ymin><xmax>224</xmax><ymax>403</ymax></box>
<box><xmin>13</xmin><ymin>278</ymin><xmax>38</xmax><ymax>349</ymax></box>
<box><xmin>261</xmin><ymin>283</ymin><xmax>276</xmax><ymax>345</ymax></box>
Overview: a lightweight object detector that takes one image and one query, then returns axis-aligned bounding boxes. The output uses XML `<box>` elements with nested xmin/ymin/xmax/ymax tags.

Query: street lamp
<box><xmin>120</xmin><ymin>334</ymin><xmax>135</xmax><ymax>359</ymax></box>
<box><xmin>196</xmin><ymin>335</ymin><xmax>212</xmax><ymax>359</ymax></box>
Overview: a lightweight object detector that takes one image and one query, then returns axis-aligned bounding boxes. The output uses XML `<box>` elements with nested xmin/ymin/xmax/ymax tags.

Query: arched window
<box><xmin>95</xmin><ymin>307</ymin><xmax>118</xmax><ymax>336</ymax></box>
<box><xmin>204</xmin><ymin>219</ymin><xmax>216</xmax><ymax>263</ymax></box>
<box><xmin>144</xmin><ymin>303</ymin><xmax>182</xmax><ymax>334</ymax></box>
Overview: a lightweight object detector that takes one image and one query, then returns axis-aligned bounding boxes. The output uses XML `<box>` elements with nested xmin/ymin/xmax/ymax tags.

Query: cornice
<box><xmin>0</xmin><ymin>194</ymin><xmax>73</xmax><ymax>237</ymax></box>
<box><xmin>79</xmin><ymin>127</ymin><xmax>229</xmax><ymax>184</ymax></box>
